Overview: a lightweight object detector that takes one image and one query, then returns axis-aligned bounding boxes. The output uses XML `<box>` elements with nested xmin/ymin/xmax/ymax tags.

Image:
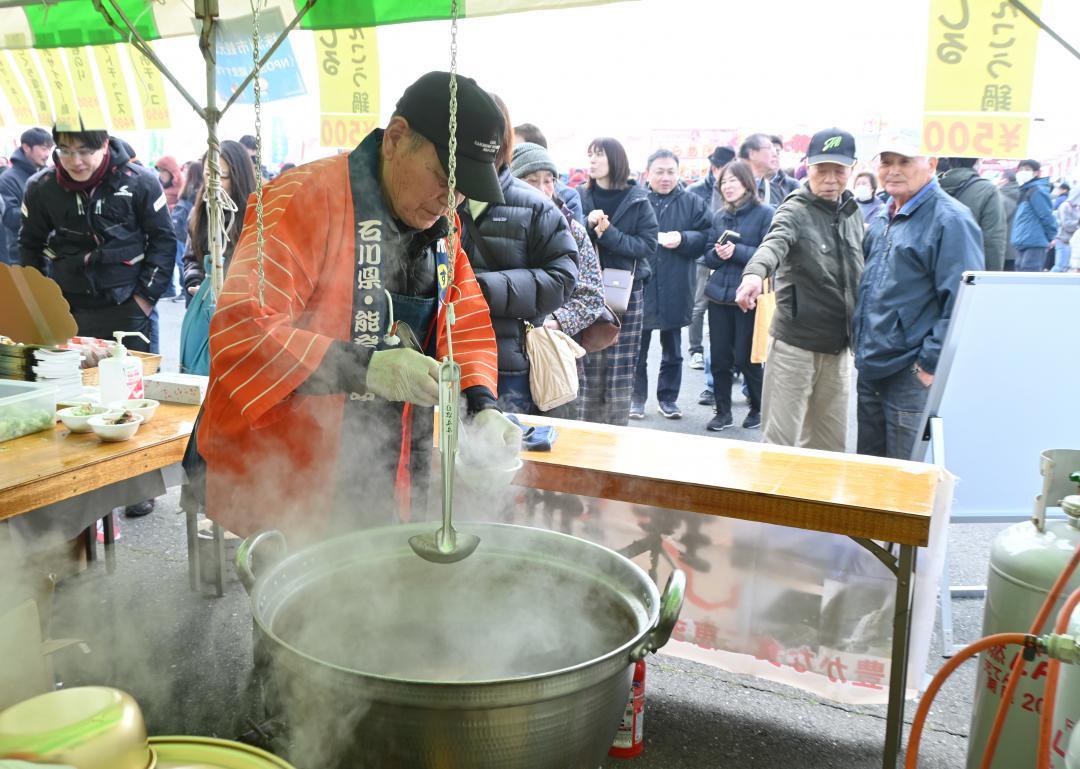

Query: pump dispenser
<box><xmin>98</xmin><ymin>331</ymin><xmax>150</xmax><ymax>404</ymax></box>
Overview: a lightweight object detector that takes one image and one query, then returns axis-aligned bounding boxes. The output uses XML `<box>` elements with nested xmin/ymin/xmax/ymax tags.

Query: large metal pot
<box><xmin>237</xmin><ymin>522</ymin><xmax>684</xmax><ymax>769</ymax></box>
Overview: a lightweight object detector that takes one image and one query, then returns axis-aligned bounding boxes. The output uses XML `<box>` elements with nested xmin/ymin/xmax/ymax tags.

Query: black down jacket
<box><xmin>459</xmin><ymin>167</ymin><xmax>578</xmax><ymax>376</ymax></box>
<box><xmin>642</xmin><ymin>185</ymin><xmax>712</xmax><ymax>330</ymax></box>
<box><xmin>19</xmin><ymin>137</ymin><xmax>176</xmax><ymax>309</ymax></box>
<box><xmin>578</xmin><ymin>181</ymin><xmax>659</xmax><ymax>283</ymax></box>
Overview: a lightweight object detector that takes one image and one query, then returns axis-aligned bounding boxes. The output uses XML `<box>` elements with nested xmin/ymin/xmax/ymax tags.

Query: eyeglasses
<box><xmin>56</xmin><ymin>147</ymin><xmax>100</xmax><ymax>159</ymax></box>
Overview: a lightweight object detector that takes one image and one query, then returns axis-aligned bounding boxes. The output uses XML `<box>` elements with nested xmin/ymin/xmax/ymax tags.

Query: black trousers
<box><xmin>707</xmin><ymin>302</ymin><xmax>762</xmax><ymax>414</ymax></box>
<box><xmin>70</xmin><ymin>298</ymin><xmax>153</xmax><ymax>352</ymax></box>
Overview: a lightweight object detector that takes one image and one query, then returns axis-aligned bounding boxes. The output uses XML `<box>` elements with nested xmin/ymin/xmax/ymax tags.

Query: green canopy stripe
<box><xmin>25</xmin><ymin>0</ymin><xmax>160</xmax><ymax>49</ymax></box>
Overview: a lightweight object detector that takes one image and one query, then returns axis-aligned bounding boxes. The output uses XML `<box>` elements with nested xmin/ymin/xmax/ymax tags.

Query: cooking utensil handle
<box><xmin>630</xmin><ymin>569</ymin><xmax>686</xmax><ymax>661</ymax></box>
<box><xmin>236</xmin><ymin>530</ymin><xmax>287</xmax><ymax>593</ymax></box>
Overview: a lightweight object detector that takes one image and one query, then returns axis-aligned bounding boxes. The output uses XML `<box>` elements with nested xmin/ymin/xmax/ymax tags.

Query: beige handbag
<box><xmin>525</xmin><ymin>324</ymin><xmax>586</xmax><ymax>412</ymax></box>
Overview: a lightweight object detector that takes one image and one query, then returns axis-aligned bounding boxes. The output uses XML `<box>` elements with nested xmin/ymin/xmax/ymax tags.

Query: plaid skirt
<box><xmin>581</xmin><ymin>284</ymin><xmax>644</xmax><ymax>426</ymax></box>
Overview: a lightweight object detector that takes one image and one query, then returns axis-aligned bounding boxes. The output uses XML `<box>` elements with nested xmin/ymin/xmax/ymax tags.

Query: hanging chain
<box><xmin>445</xmin><ymin>0</ymin><xmax>460</xmax><ymax>260</ymax></box>
<box><xmin>251</xmin><ymin>0</ymin><xmax>267</xmax><ymax>307</ymax></box>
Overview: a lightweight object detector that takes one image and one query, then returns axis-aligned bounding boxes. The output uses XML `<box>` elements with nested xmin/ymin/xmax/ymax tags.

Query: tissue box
<box><xmin>144</xmin><ymin>372</ymin><xmax>209</xmax><ymax>404</ymax></box>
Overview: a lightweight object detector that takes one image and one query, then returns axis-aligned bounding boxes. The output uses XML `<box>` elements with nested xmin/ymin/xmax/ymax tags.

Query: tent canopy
<box><xmin>0</xmin><ymin>0</ymin><xmax>617</xmax><ymax>50</ymax></box>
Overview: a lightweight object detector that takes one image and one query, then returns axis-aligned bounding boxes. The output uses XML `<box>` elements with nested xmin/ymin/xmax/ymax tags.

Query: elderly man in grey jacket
<box><xmin>735</xmin><ymin>128</ymin><xmax>864</xmax><ymax>451</ymax></box>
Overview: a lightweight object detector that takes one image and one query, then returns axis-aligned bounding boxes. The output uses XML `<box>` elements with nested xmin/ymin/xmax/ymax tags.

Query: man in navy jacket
<box><xmin>854</xmin><ymin>130</ymin><xmax>984</xmax><ymax>460</ymax></box>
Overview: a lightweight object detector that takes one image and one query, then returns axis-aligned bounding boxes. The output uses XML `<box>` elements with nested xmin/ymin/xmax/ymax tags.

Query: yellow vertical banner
<box><xmin>92</xmin><ymin>45</ymin><xmax>136</xmax><ymax>131</ymax></box>
<box><xmin>922</xmin><ymin>0</ymin><xmax>1041</xmax><ymax>158</ymax></box>
<box><xmin>315</xmin><ymin>28</ymin><xmax>380</xmax><ymax>149</ymax></box>
<box><xmin>127</xmin><ymin>46</ymin><xmax>170</xmax><ymax>129</ymax></box>
<box><xmin>38</xmin><ymin>49</ymin><xmax>79</xmax><ymax>132</ymax></box>
<box><xmin>67</xmin><ymin>47</ymin><xmax>107</xmax><ymax>130</ymax></box>
<box><xmin>0</xmin><ymin>54</ymin><xmax>34</xmax><ymax>125</ymax></box>
<box><xmin>12</xmin><ymin>50</ymin><xmax>53</xmax><ymax>127</ymax></box>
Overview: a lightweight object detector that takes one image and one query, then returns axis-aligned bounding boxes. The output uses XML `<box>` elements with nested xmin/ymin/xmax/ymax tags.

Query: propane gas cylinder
<box><xmin>609</xmin><ymin>660</ymin><xmax>645</xmax><ymax>759</ymax></box>
<box><xmin>966</xmin><ymin>497</ymin><xmax>1080</xmax><ymax>769</ymax></box>
<box><xmin>1051</xmin><ymin>497</ymin><xmax>1080</xmax><ymax>769</ymax></box>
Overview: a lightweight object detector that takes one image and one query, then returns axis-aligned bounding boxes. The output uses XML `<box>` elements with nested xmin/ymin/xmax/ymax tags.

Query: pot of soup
<box><xmin>237</xmin><ymin>522</ymin><xmax>684</xmax><ymax>769</ymax></box>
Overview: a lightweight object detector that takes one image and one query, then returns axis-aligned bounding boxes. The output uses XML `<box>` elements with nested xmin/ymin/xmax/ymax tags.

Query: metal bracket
<box><xmin>851</xmin><ymin>536</ymin><xmax>899</xmax><ymax>576</ymax></box>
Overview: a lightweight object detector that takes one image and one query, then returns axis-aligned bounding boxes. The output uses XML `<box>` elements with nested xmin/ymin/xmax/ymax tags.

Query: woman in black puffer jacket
<box><xmin>458</xmin><ymin>95</ymin><xmax>579</xmax><ymax>414</ymax></box>
<box><xmin>701</xmin><ymin>160</ymin><xmax>774</xmax><ymax>433</ymax></box>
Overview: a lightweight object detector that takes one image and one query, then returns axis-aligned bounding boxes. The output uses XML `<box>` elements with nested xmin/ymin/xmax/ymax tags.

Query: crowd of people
<box><xmin>2</xmin><ymin>74</ymin><xmax>1078</xmax><ymax>527</ymax></box>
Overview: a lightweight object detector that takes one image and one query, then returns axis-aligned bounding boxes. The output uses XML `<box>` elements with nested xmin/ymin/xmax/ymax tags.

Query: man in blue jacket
<box><xmin>0</xmin><ymin>127</ymin><xmax>53</xmax><ymax>264</ymax></box>
<box><xmin>854</xmin><ymin>130</ymin><xmax>984</xmax><ymax>460</ymax></box>
<box><xmin>1011</xmin><ymin>159</ymin><xmax>1058</xmax><ymax>272</ymax></box>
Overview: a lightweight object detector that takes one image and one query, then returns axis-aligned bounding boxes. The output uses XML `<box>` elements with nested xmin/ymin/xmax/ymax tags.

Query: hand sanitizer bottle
<box><xmin>98</xmin><ymin>331</ymin><xmax>150</xmax><ymax>404</ymax></box>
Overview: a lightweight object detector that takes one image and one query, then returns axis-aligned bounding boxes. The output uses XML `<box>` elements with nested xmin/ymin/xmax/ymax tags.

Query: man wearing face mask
<box><xmin>1011</xmin><ymin>159</ymin><xmax>1058</xmax><ymax>272</ymax></box>
<box><xmin>195</xmin><ymin>71</ymin><xmax>518</xmax><ymax>543</ymax></box>
<box><xmin>733</xmin><ymin>129</ymin><xmax>864</xmax><ymax>451</ymax></box>
<box><xmin>938</xmin><ymin>157</ymin><xmax>1007</xmax><ymax>270</ymax></box>
<box><xmin>852</xmin><ymin>130</ymin><xmax>984</xmax><ymax>460</ymax></box>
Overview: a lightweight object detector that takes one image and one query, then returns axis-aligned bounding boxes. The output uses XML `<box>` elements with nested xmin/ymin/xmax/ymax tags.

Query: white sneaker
<box><xmin>689</xmin><ymin>352</ymin><xmax>705</xmax><ymax>370</ymax></box>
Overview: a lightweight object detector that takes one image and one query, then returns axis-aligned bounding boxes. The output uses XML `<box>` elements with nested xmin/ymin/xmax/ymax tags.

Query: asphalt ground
<box><xmin>26</xmin><ymin>299</ymin><xmax>1010</xmax><ymax>768</ymax></box>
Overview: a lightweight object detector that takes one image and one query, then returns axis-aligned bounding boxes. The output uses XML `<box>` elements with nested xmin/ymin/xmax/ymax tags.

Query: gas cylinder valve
<box><xmin>1042</xmin><ymin>632</ymin><xmax>1080</xmax><ymax>665</ymax></box>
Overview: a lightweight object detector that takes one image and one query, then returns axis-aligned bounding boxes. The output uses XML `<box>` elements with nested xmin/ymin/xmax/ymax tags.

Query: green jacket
<box><xmin>743</xmin><ymin>186</ymin><xmax>864</xmax><ymax>355</ymax></box>
<box><xmin>939</xmin><ymin>167</ymin><xmax>1006</xmax><ymax>270</ymax></box>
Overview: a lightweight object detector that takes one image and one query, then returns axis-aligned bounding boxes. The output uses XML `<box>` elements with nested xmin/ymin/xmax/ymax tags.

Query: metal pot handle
<box><xmin>236</xmin><ymin>530</ymin><xmax>287</xmax><ymax>593</ymax></box>
<box><xmin>630</xmin><ymin>569</ymin><xmax>686</xmax><ymax>661</ymax></box>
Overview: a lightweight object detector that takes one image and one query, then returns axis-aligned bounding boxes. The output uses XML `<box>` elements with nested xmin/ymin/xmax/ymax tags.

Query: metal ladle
<box><xmin>409</xmin><ymin>302</ymin><xmax>480</xmax><ymax>564</ymax></box>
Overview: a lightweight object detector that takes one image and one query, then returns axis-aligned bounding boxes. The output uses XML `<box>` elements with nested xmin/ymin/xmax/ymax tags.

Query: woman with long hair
<box><xmin>701</xmin><ymin>160</ymin><xmax>774</xmax><ymax>432</ymax></box>
<box><xmin>179</xmin><ymin>140</ymin><xmax>256</xmax><ymax>375</ymax></box>
<box><xmin>576</xmin><ymin>137</ymin><xmax>658</xmax><ymax>425</ymax></box>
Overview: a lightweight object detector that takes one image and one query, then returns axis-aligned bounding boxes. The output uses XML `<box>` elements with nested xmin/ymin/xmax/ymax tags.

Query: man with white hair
<box><xmin>853</xmin><ymin>130</ymin><xmax>984</xmax><ymax>460</ymax></box>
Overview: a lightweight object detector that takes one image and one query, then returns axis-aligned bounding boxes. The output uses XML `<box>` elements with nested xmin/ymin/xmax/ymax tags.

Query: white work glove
<box><xmin>365</xmin><ymin>348</ymin><xmax>440</xmax><ymax>406</ymax></box>
<box><xmin>473</xmin><ymin>409</ymin><xmax>522</xmax><ymax>456</ymax></box>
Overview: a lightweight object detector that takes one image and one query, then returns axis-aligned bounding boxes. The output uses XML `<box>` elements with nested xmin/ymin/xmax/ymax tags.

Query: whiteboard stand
<box><xmin>914</xmin><ymin>273</ymin><xmax>1080</xmax><ymax>655</ymax></box>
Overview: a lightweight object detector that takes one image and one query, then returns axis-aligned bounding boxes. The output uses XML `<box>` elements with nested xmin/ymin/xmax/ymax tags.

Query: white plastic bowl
<box><xmin>106</xmin><ymin>398</ymin><xmax>159</xmax><ymax>424</ymax></box>
<box><xmin>87</xmin><ymin>412</ymin><xmax>144</xmax><ymax>442</ymax></box>
<box><xmin>57</xmin><ymin>405</ymin><xmax>111</xmax><ymax>434</ymax></box>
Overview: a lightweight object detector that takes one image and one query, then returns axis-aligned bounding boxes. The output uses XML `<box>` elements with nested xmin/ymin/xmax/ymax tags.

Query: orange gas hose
<box><xmin>905</xmin><ymin>633</ymin><xmax>1030</xmax><ymax>769</ymax></box>
<box><xmin>1037</xmin><ymin>587</ymin><xmax>1080</xmax><ymax>769</ymax></box>
<box><xmin>980</xmin><ymin>542</ymin><xmax>1080</xmax><ymax>769</ymax></box>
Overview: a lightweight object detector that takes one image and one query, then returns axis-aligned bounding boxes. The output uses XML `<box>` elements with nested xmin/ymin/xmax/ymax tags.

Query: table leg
<box><xmin>883</xmin><ymin>544</ymin><xmax>917</xmax><ymax>769</ymax></box>
<box><xmin>83</xmin><ymin>526</ymin><xmax>96</xmax><ymax>563</ymax></box>
<box><xmin>213</xmin><ymin>520</ymin><xmax>225</xmax><ymax>598</ymax></box>
<box><xmin>102</xmin><ymin>512</ymin><xmax>116</xmax><ymax>574</ymax></box>
<box><xmin>185</xmin><ymin>507</ymin><xmax>200</xmax><ymax>592</ymax></box>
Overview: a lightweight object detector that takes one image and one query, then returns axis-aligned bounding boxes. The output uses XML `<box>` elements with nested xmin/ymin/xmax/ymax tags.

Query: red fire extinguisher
<box><xmin>609</xmin><ymin>660</ymin><xmax>646</xmax><ymax>758</ymax></box>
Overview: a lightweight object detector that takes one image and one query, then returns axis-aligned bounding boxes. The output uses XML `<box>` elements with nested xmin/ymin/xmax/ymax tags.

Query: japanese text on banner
<box><xmin>93</xmin><ymin>45</ymin><xmax>136</xmax><ymax>131</ymax></box>
<box><xmin>127</xmin><ymin>46</ymin><xmax>171</xmax><ymax>129</ymax></box>
<box><xmin>922</xmin><ymin>0</ymin><xmax>1041</xmax><ymax>158</ymax></box>
<box><xmin>39</xmin><ymin>50</ymin><xmax>79</xmax><ymax>131</ymax></box>
<box><xmin>67</xmin><ymin>48</ymin><xmax>107</xmax><ymax>130</ymax></box>
<box><xmin>0</xmin><ymin>55</ymin><xmax>34</xmax><ymax>125</ymax></box>
<box><xmin>12</xmin><ymin>50</ymin><xmax>53</xmax><ymax>127</ymax></box>
<box><xmin>316</xmin><ymin>28</ymin><xmax>379</xmax><ymax>149</ymax></box>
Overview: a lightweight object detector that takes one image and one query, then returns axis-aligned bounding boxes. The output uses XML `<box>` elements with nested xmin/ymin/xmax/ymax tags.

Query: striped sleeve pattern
<box><xmin>207</xmin><ymin>163</ymin><xmax>336</xmax><ymax>427</ymax></box>
<box><xmin>439</xmin><ymin>225</ymin><xmax>498</xmax><ymax>396</ymax></box>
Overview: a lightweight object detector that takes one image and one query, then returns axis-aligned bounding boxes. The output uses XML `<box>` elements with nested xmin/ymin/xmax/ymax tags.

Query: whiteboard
<box><xmin>914</xmin><ymin>272</ymin><xmax>1080</xmax><ymax>522</ymax></box>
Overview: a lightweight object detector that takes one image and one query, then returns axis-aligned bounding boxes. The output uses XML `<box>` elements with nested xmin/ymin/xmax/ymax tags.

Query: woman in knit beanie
<box><xmin>511</xmin><ymin>142</ymin><xmax>605</xmax><ymax>420</ymax></box>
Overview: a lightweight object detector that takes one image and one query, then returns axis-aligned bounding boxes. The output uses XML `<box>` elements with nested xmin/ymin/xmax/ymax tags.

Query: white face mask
<box><xmin>1015</xmin><ymin>170</ymin><xmax>1034</xmax><ymax>186</ymax></box>
<box><xmin>854</xmin><ymin>185</ymin><xmax>874</xmax><ymax>202</ymax></box>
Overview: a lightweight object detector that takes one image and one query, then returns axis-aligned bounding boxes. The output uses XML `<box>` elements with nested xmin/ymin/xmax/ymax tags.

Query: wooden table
<box><xmin>0</xmin><ymin>403</ymin><xmax>198</xmax><ymax>521</ymax></box>
<box><xmin>514</xmin><ymin>416</ymin><xmax>943</xmax><ymax>769</ymax></box>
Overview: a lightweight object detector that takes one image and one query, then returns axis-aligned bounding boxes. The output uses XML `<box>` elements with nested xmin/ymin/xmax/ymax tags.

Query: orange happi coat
<box><xmin>196</xmin><ymin>153</ymin><xmax>497</xmax><ymax>539</ymax></box>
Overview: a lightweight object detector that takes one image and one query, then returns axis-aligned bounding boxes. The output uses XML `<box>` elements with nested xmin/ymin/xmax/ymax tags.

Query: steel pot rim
<box><xmin>239</xmin><ymin>522</ymin><xmax>684</xmax><ymax>687</ymax></box>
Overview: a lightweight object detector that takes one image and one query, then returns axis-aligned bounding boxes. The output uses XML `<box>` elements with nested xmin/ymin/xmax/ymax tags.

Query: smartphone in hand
<box><xmin>716</xmin><ymin>229</ymin><xmax>742</xmax><ymax>247</ymax></box>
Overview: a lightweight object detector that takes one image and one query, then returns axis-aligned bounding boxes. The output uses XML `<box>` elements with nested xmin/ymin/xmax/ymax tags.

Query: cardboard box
<box><xmin>144</xmin><ymin>372</ymin><xmax>209</xmax><ymax>404</ymax></box>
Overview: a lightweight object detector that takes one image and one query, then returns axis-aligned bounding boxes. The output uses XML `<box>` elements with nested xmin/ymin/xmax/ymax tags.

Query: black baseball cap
<box><xmin>806</xmin><ymin>128</ymin><xmax>857</xmax><ymax>166</ymax></box>
<box><xmin>395</xmin><ymin>71</ymin><xmax>505</xmax><ymax>203</ymax></box>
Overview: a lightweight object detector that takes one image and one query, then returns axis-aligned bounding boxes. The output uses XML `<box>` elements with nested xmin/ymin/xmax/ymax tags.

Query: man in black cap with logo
<box><xmin>734</xmin><ymin>128</ymin><xmax>864</xmax><ymax>452</ymax></box>
<box><xmin>194</xmin><ymin>71</ymin><xmax>520</xmax><ymax>541</ymax></box>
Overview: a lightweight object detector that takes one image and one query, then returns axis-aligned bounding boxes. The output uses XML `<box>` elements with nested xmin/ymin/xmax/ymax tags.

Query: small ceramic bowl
<box><xmin>106</xmin><ymin>398</ymin><xmax>160</xmax><ymax>424</ymax></box>
<box><xmin>57</xmin><ymin>404</ymin><xmax>111</xmax><ymax>433</ymax></box>
<box><xmin>455</xmin><ymin>457</ymin><xmax>524</xmax><ymax>491</ymax></box>
<box><xmin>87</xmin><ymin>411</ymin><xmax>144</xmax><ymax>442</ymax></box>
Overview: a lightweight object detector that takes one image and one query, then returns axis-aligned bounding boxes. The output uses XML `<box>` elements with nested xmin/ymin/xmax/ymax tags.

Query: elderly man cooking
<box><xmin>195</xmin><ymin>71</ymin><xmax>518</xmax><ymax>542</ymax></box>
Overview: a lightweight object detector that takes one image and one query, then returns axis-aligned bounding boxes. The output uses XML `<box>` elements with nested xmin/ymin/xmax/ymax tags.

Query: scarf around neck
<box><xmin>55</xmin><ymin>145</ymin><xmax>111</xmax><ymax>193</ymax></box>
